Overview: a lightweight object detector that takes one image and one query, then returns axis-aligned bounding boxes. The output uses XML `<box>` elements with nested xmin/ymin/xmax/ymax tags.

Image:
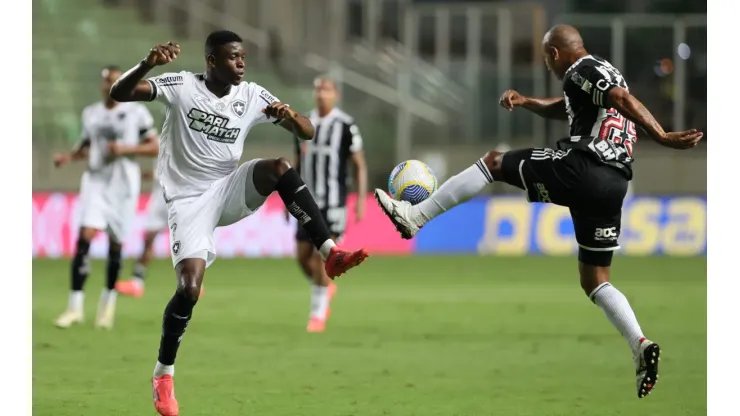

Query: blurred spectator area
<box><xmin>33</xmin><ymin>0</ymin><xmax>706</xmax><ymax>195</ymax></box>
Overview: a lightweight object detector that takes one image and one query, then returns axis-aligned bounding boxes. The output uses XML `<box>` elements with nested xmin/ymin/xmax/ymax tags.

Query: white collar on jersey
<box><xmin>564</xmin><ymin>54</ymin><xmax>594</xmax><ymax>76</ymax></box>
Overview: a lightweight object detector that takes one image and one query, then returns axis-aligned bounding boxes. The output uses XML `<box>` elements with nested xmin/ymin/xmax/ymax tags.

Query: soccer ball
<box><xmin>388</xmin><ymin>160</ymin><xmax>438</xmax><ymax>205</ymax></box>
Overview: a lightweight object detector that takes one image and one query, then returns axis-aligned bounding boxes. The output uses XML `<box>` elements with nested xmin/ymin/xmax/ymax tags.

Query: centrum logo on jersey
<box><xmin>156</xmin><ymin>76</ymin><xmax>183</xmax><ymax>86</ymax></box>
<box><xmin>186</xmin><ymin>108</ymin><xmax>241</xmax><ymax>144</ymax></box>
<box><xmin>259</xmin><ymin>89</ymin><xmax>277</xmax><ymax>104</ymax></box>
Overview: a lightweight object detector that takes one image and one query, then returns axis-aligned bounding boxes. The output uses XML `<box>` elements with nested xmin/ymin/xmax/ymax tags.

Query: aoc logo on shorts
<box><xmin>594</xmin><ymin>227</ymin><xmax>618</xmax><ymax>241</ymax></box>
<box><xmin>186</xmin><ymin>108</ymin><xmax>241</xmax><ymax>144</ymax></box>
<box><xmin>535</xmin><ymin>183</ymin><xmax>552</xmax><ymax>203</ymax></box>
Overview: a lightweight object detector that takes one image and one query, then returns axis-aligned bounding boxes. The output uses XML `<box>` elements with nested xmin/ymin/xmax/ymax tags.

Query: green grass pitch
<box><xmin>32</xmin><ymin>256</ymin><xmax>706</xmax><ymax>415</ymax></box>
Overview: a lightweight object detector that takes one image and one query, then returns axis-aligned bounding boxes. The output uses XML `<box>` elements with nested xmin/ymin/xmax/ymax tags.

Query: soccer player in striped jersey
<box><xmin>375</xmin><ymin>25</ymin><xmax>703</xmax><ymax>399</ymax></box>
<box><xmin>293</xmin><ymin>77</ymin><xmax>367</xmax><ymax>332</ymax></box>
<box><xmin>53</xmin><ymin>65</ymin><xmax>159</xmax><ymax>330</ymax></box>
<box><xmin>109</xmin><ymin>31</ymin><xmax>369</xmax><ymax>416</ymax></box>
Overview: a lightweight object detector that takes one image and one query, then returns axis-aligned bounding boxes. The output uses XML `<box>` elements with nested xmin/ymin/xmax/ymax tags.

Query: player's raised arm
<box><xmin>348</xmin><ymin>123</ymin><xmax>367</xmax><ymax>221</ymax></box>
<box><xmin>499</xmin><ymin>90</ymin><xmax>568</xmax><ymax>120</ymax></box>
<box><xmin>607</xmin><ymin>87</ymin><xmax>703</xmax><ymax>149</ymax></box>
<box><xmin>110</xmin><ymin>42</ymin><xmax>180</xmax><ymax>102</ymax></box>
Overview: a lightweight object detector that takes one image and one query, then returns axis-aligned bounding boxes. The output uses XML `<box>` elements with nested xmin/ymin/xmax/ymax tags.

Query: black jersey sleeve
<box><xmin>567</xmin><ymin>63</ymin><xmax>623</xmax><ymax>109</ymax></box>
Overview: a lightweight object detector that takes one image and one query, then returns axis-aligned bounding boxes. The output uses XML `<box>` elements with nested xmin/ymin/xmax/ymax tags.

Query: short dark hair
<box><xmin>205</xmin><ymin>30</ymin><xmax>243</xmax><ymax>55</ymax></box>
<box><xmin>101</xmin><ymin>65</ymin><xmax>121</xmax><ymax>78</ymax></box>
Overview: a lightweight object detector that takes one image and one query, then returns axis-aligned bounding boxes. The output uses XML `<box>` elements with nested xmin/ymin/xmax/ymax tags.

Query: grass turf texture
<box><xmin>33</xmin><ymin>256</ymin><xmax>706</xmax><ymax>415</ymax></box>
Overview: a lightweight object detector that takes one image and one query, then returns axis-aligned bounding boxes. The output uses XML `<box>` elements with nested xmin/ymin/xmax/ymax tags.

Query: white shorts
<box><xmin>167</xmin><ymin>159</ymin><xmax>267</xmax><ymax>268</ymax></box>
<box><xmin>78</xmin><ymin>171</ymin><xmax>139</xmax><ymax>243</ymax></box>
<box><xmin>145</xmin><ymin>182</ymin><xmax>169</xmax><ymax>232</ymax></box>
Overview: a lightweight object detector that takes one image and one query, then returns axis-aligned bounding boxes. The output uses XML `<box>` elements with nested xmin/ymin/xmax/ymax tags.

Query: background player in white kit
<box><xmin>109</xmin><ymin>30</ymin><xmax>369</xmax><ymax>416</ymax></box>
<box><xmin>53</xmin><ymin>65</ymin><xmax>159</xmax><ymax>330</ymax></box>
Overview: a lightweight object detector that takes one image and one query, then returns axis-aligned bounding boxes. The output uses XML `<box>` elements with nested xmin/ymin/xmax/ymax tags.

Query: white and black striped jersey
<box><xmin>562</xmin><ymin>55</ymin><xmax>637</xmax><ymax>178</ymax></box>
<box><xmin>294</xmin><ymin>108</ymin><xmax>363</xmax><ymax>210</ymax></box>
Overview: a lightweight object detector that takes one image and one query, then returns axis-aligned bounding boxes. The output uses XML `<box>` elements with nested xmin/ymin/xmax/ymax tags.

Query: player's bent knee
<box><xmin>272</xmin><ymin>157</ymin><xmax>292</xmax><ymax>176</ymax></box>
<box><xmin>181</xmin><ymin>282</ymin><xmax>202</xmax><ymax>302</ymax></box>
<box><xmin>177</xmin><ymin>277</ymin><xmax>202</xmax><ymax>302</ymax></box>
<box><xmin>481</xmin><ymin>151</ymin><xmax>505</xmax><ymax>179</ymax></box>
<box><xmin>175</xmin><ymin>260</ymin><xmax>205</xmax><ymax>302</ymax></box>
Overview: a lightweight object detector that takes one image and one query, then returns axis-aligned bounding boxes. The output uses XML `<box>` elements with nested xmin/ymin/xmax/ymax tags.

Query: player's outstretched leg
<box><xmin>253</xmin><ymin>158</ymin><xmax>368</xmax><ymax>278</ymax></box>
<box><xmin>375</xmin><ymin>153</ymin><xmax>499</xmax><ymax>239</ymax></box>
<box><xmin>152</xmin><ymin>258</ymin><xmax>204</xmax><ymax>416</ymax></box>
<box><xmin>55</xmin><ymin>227</ymin><xmax>97</xmax><ymax>328</ymax></box>
<box><xmin>579</xmin><ymin>254</ymin><xmax>660</xmax><ymax>399</ymax></box>
<box><xmin>117</xmin><ymin>230</ymin><xmax>157</xmax><ymax>298</ymax></box>
<box><xmin>95</xmin><ymin>241</ymin><xmax>121</xmax><ymax>329</ymax></box>
<box><xmin>296</xmin><ymin>239</ymin><xmax>338</xmax><ymax>333</ymax></box>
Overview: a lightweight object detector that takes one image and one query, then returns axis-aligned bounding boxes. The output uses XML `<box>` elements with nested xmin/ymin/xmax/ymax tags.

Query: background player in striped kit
<box><xmin>53</xmin><ymin>65</ymin><xmax>159</xmax><ymax>329</ymax></box>
<box><xmin>293</xmin><ymin>76</ymin><xmax>367</xmax><ymax>332</ymax></box>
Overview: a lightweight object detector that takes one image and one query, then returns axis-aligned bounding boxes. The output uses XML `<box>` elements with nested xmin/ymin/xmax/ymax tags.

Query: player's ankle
<box><xmin>153</xmin><ymin>361</ymin><xmax>175</xmax><ymax>377</ymax></box>
<box><xmin>318</xmin><ymin>240</ymin><xmax>336</xmax><ymax>260</ymax></box>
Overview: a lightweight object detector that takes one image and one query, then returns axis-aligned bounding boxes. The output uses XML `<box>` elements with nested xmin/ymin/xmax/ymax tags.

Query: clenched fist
<box><xmin>144</xmin><ymin>42</ymin><xmax>180</xmax><ymax>68</ymax></box>
<box><xmin>499</xmin><ymin>90</ymin><xmax>526</xmax><ymax>111</ymax></box>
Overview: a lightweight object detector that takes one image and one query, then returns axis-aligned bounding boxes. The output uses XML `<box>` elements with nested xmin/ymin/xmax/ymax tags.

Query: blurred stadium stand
<box><xmin>32</xmin><ymin>0</ymin><xmax>706</xmax><ymax>195</ymax></box>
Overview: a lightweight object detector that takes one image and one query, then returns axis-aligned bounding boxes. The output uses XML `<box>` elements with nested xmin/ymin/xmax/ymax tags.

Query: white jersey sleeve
<box><xmin>146</xmin><ymin>71</ymin><xmax>188</xmax><ymax>105</ymax></box>
<box><xmin>247</xmin><ymin>83</ymin><xmax>283</xmax><ymax>126</ymax></box>
<box><xmin>76</xmin><ymin>107</ymin><xmax>93</xmax><ymax>149</ymax></box>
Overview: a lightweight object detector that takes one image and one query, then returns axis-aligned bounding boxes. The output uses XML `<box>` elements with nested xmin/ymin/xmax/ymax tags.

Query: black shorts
<box><xmin>295</xmin><ymin>206</ymin><xmax>347</xmax><ymax>243</ymax></box>
<box><xmin>501</xmin><ymin>147</ymin><xmax>629</xmax><ymax>252</ymax></box>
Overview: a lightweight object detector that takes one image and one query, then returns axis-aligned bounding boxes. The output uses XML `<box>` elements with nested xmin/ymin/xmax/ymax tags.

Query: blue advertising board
<box><xmin>414</xmin><ymin>196</ymin><xmax>706</xmax><ymax>256</ymax></box>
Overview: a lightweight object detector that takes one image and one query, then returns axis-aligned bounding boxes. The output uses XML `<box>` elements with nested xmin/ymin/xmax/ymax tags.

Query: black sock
<box><xmin>276</xmin><ymin>168</ymin><xmax>331</xmax><ymax>251</ymax></box>
<box><xmin>71</xmin><ymin>239</ymin><xmax>91</xmax><ymax>291</ymax></box>
<box><xmin>106</xmin><ymin>245</ymin><xmax>122</xmax><ymax>291</ymax></box>
<box><xmin>157</xmin><ymin>290</ymin><xmax>197</xmax><ymax>366</ymax></box>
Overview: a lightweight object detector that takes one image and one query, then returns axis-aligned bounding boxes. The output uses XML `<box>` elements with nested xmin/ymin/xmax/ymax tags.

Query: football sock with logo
<box><xmin>106</xmin><ymin>245</ymin><xmax>122</xmax><ymax>291</ymax></box>
<box><xmin>71</xmin><ymin>238</ymin><xmax>91</xmax><ymax>292</ymax></box>
<box><xmin>590</xmin><ymin>282</ymin><xmax>646</xmax><ymax>355</ymax></box>
<box><xmin>157</xmin><ymin>290</ymin><xmax>198</xmax><ymax>366</ymax></box>
<box><xmin>276</xmin><ymin>168</ymin><xmax>335</xmax><ymax>259</ymax></box>
<box><xmin>410</xmin><ymin>159</ymin><xmax>494</xmax><ymax>225</ymax></box>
